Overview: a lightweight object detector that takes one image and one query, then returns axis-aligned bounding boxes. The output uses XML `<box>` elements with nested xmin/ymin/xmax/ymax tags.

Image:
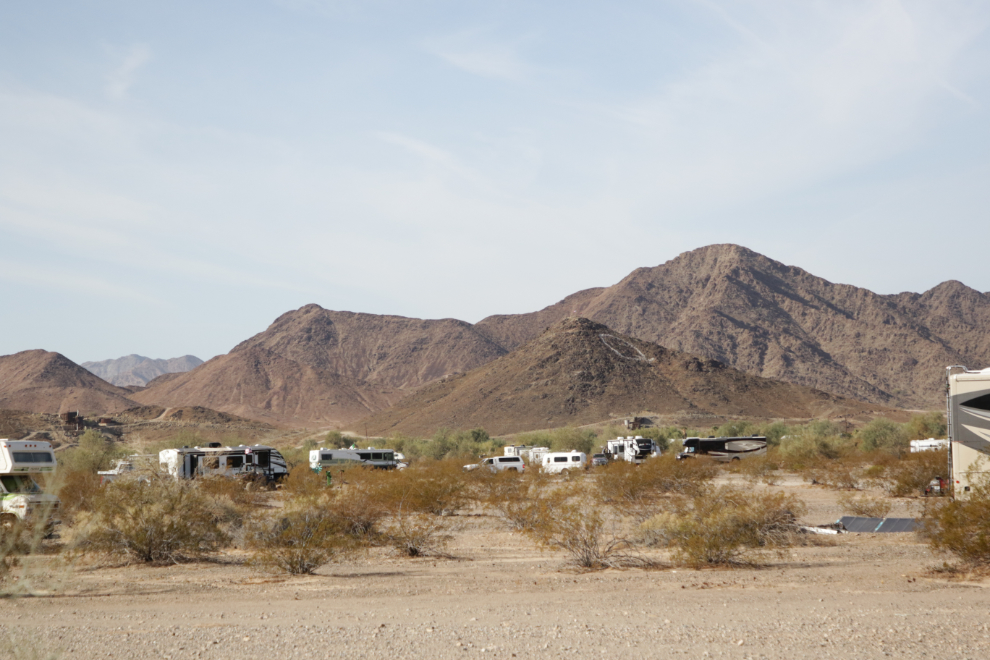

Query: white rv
<box><xmin>541</xmin><ymin>451</ymin><xmax>587</xmax><ymax>474</ymax></box>
<box><xmin>159</xmin><ymin>443</ymin><xmax>288</xmax><ymax>482</ymax></box>
<box><xmin>910</xmin><ymin>438</ymin><xmax>949</xmax><ymax>453</ymax></box>
<box><xmin>946</xmin><ymin>366</ymin><xmax>990</xmax><ymax>498</ymax></box>
<box><xmin>309</xmin><ymin>448</ymin><xmax>401</xmax><ymax>473</ymax></box>
<box><xmin>503</xmin><ymin>445</ymin><xmax>550</xmax><ymax>465</ymax></box>
<box><xmin>0</xmin><ymin>439</ymin><xmax>60</xmax><ymax>530</ymax></box>
<box><xmin>677</xmin><ymin>436</ymin><xmax>767</xmax><ymax>462</ymax></box>
<box><xmin>604</xmin><ymin>436</ymin><xmax>660</xmax><ymax>464</ymax></box>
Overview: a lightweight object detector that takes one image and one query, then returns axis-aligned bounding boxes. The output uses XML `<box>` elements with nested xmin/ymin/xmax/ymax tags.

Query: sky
<box><xmin>1</xmin><ymin>0</ymin><xmax>988</xmax><ymax>364</ymax></box>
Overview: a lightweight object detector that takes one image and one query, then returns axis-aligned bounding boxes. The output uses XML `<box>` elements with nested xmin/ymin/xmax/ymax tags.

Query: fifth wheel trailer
<box><xmin>946</xmin><ymin>366</ymin><xmax>990</xmax><ymax>498</ymax></box>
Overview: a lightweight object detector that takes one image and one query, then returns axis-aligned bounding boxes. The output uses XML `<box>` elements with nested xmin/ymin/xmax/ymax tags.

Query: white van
<box><xmin>541</xmin><ymin>451</ymin><xmax>587</xmax><ymax>474</ymax></box>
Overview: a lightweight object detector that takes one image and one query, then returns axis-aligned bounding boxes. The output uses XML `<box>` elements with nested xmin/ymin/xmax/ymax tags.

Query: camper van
<box><xmin>0</xmin><ymin>439</ymin><xmax>60</xmax><ymax>529</ymax></box>
<box><xmin>677</xmin><ymin>436</ymin><xmax>767</xmax><ymax>462</ymax></box>
<box><xmin>159</xmin><ymin>444</ymin><xmax>288</xmax><ymax>482</ymax></box>
<box><xmin>946</xmin><ymin>366</ymin><xmax>990</xmax><ymax>498</ymax></box>
<box><xmin>309</xmin><ymin>448</ymin><xmax>401</xmax><ymax>473</ymax></box>
<box><xmin>604</xmin><ymin>436</ymin><xmax>660</xmax><ymax>464</ymax></box>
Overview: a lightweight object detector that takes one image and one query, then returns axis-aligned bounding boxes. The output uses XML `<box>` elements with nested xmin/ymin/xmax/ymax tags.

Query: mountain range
<box><xmin>2</xmin><ymin>244</ymin><xmax>986</xmax><ymax>431</ymax></box>
<box><xmin>82</xmin><ymin>354</ymin><xmax>203</xmax><ymax>387</ymax></box>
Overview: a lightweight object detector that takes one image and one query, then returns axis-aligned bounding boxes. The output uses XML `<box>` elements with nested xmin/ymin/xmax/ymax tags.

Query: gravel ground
<box><xmin>3</xmin><ymin>478</ymin><xmax>988</xmax><ymax>659</ymax></box>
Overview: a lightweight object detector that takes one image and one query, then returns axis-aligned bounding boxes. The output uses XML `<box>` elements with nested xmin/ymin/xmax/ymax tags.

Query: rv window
<box><xmin>12</xmin><ymin>451</ymin><xmax>53</xmax><ymax>463</ymax></box>
<box><xmin>553</xmin><ymin>456</ymin><xmax>568</xmax><ymax>463</ymax></box>
<box><xmin>572</xmin><ymin>456</ymin><xmax>581</xmax><ymax>462</ymax></box>
<box><xmin>358</xmin><ymin>452</ymin><xmax>371</xmax><ymax>461</ymax></box>
<box><xmin>384</xmin><ymin>452</ymin><xmax>394</xmax><ymax>461</ymax></box>
<box><xmin>226</xmin><ymin>456</ymin><xmax>244</xmax><ymax>469</ymax></box>
<box><xmin>1</xmin><ymin>475</ymin><xmax>42</xmax><ymax>493</ymax></box>
<box><xmin>372</xmin><ymin>452</ymin><xmax>383</xmax><ymax>460</ymax></box>
<box><xmin>321</xmin><ymin>453</ymin><xmax>333</xmax><ymax>461</ymax></box>
<box><xmin>256</xmin><ymin>452</ymin><xmax>270</xmax><ymax>468</ymax></box>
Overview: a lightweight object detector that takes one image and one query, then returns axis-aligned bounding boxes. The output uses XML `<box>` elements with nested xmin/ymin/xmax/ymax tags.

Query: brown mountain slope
<box><xmin>363</xmin><ymin>318</ymin><xmax>890</xmax><ymax>437</ymax></box>
<box><xmin>0</xmin><ymin>350</ymin><xmax>138</xmax><ymax>414</ymax></box>
<box><xmin>132</xmin><ymin>346</ymin><xmax>396</xmax><ymax>427</ymax></box>
<box><xmin>475</xmin><ymin>245</ymin><xmax>988</xmax><ymax>408</ymax></box>
<box><xmin>135</xmin><ymin>304</ymin><xmax>507</xmax><ymax>426</ymax></box>
<box><xmin>231</xmin><ymin>304</ymin><xmax>507</xmax><ymax>389</ymax></box>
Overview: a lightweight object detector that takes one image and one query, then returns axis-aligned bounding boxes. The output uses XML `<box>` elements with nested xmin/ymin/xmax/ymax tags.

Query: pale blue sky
<box><xmin>1</xmin><ymin>0</ymin><xmax>988</xmax><ymax>363</ymax></box>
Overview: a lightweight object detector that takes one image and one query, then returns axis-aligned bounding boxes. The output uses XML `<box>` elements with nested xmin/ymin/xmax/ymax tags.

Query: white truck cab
<box><xmin>0</xmin><ymin>439</ymin><xmax>60</xmax><ymax>530</ymax></box>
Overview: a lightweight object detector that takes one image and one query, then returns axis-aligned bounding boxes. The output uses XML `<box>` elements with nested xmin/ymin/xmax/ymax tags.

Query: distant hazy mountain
<box><xmin>82</xmin><ymin>354</ymin><xmax>203</xmax><ymax>387</ymax></box>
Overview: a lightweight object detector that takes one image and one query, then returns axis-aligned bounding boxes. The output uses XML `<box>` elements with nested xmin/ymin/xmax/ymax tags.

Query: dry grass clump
<box><xmin>740</xmin><ymin>454</ymin><xmax>781</xmax><ymax>486</ymax></box>
<box><xmin>837</xmin><ymin>492</ymin><xmax>893</xmax><ymax>519</ymax></box>
<box><xmin>919</xmin><ymin>481</ymin><xmax>990</xmax><ymax>570</ymax></box>
<box><xmin>861</xmin><ymin>450</ymin><xmax>947</xmax><ymax>497</ymax></box>
<box><xmin>641</xmin><ymin>487</ymin><xmax>806</xmax><ymax>567</ymax></box>
<box><xmin>597</xmin><ymin>454</ymin><xmax>717</xmax><ymax>519</ymax></box>
<box><xmin>70</xmin><ymin>474</ymin><xmax>228</xmax><ymax>564</ymax></box>
<box><xmin>380</xmin><ymin>511</ymin><xmax>457</xmax><ymax>558</ymax></box>
<box><xmin>247</xmin><ymin>505</ymin><xmax>356</xmax><ymax>574</ymax></box>
<box><xmin>56</xmin><ymin>469</ymin><xmax>102</xmax><ymax>525</ymax></box>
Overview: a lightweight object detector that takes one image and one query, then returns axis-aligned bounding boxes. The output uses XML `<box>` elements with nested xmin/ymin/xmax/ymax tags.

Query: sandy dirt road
<box><xmin>3</xmin><ymin>480</ymin><xmax>989</xmax><ymax>659</ymax></box>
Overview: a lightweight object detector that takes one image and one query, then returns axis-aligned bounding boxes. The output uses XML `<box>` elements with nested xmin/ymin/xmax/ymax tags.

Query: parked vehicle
<box><xmin>309</xmin><ymin>448</ymin><xmax>402</xmax><ymax>473</ymax></box>
<box><xmin>603</xmin><ymin>436</ymin><xmax>660</xmax><ymax>464</ymax></box>
<box><xmin>590</xmin><ymin>453</ymin><xmax>609</xmax><ymax>467</ymax></box>
<box><xmin>910</xmin><ymin>438</ymin><xmax>949</xmax><ymax>453</ymax></box>
<box><xmin>946</xmin><ymin>365</ymin><xmax>990</xmax><ymax>498</ymax></box>
<box><xmin>676</xmin><ymin>436</ymin><xmax>767</xmax><ymax>462</ymax></box>
<box><xmin>541</xmin><ymin>451</ymin><xmax>587</xmax><ymax>474</ymax></box>
<box><xmin>463</xmin><ymin>456</ymin><xmax>525</xmax><ymax>472</ymax></box>
<box><xmin>159</xmin><ymin>443</ymin><xmax>288</xmax><ymax>482</ymax></box>
<box><xmin>97</xmin><ymin>454</ymin><xmax>157</xmax><ymax>485</ymax></box>
<box><xmin>503</xmin><ymin>445</ymin><xmax>550</xmax><ymax>465</ymax></box>
<box><xmin>0</xmin><ymin>439</ymin><xmax>60</xmax><ymax>530</ymax></box>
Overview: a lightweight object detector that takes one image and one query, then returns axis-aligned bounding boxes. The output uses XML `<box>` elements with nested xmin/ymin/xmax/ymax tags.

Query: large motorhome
<box><xmin>604</xmin><ymin>436</ymin><xmax>660</xmax><ymax>464</ymax></box>
<box><xmin>677</xmin><ymin>436</ymin><xmax>767</xmax><ymax>462</ymax></box>
<box><xmin>946</xmin><ymin>366</ymin><xmax>990</xmax><ymax>498</ymax></box>
<box><xmin>503</xmin><ymin>445</ymin><xmax>550</xmax><ymax>465</ymax></box>
<box><xmin>159</xmin><ymin>444</ymin><xmax>288</xmax><ymax>482</ymax></box>
<box><xmin>0</xmin><ymin>439</ymin><xmax>60</xmax><ymax>529</ymax></box>
<box><xmin>309</xmin><ymin>448</ymin><xmax>400</xmax><ymax>473</ymax></box>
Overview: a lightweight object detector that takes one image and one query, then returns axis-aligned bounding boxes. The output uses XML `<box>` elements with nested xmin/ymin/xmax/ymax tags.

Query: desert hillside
<box><xmin>363</xmin><ymin>317</ymin><xmax>892</xmax><ymax>436</ymax></box>
<box><xmin>475</xmin><ymin>244</ymin><xmax>990</xmax><ymax>408</ymax></box>
<box><xmin>0</xmin><ymin>349</ymin><xmax>138</xmax><ymax>414</ymax></box>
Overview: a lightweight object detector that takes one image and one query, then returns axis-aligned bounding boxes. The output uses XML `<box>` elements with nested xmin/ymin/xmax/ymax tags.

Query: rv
<box><xmin>159</xmin><ymin>444</ymin><xmax>288</xmax><ymax>482</ymax></box>
<box><xmin>946</xmin><ymin>366</ymin><xmax>990</xmax><ymax>498</ymax></box>
<box><xmin>604</xmin><ymin>436</ymin><xmax>660</xmax><ymax>464</ymax></box>
<box><xmin>0</xmin><ymin>439</ymin><xmax>60</xmax><ymax>530</ymax></box>
<box><xmin>503</xmin><ymin>445</ymin><xmax>550</xmax><ymax>465</ymax></box>
<box><xmin>910</xmin><ymin>438</ymin><xmax>949</xmax><ymax>453</ymax></box>
<box><xmin>541</xmin><ymin>451</ymin><xmax>587</xmax><ymax>474</ymax></box>
<box><xmin>309</xmin><ymin>448</ymin><xmax>400</xmax><ymax>473</ymax></box>
<box><xmin>97</xmin><ymin>454</ymin><xmax>157</xmax><ymax>485</ymax></box>
<box><xmin>677</xmin><ymin>436</ymin><xmax>767</xmax><ymax>462</ymax></box>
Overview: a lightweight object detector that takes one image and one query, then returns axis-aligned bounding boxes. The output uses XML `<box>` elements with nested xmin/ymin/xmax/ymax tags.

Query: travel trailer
<box><xmin>541</xmin><ymin>451</ymin><xmax>587</xmax><ymax>474</ymax></box>
<box><xmin>946</xmin><ymin>366</ymin><xmax>990</xmax><ymax>498</ymax></box>
<box><xmin>0</xmin><ymin>439</ymin><xmax>60</xmax><ymax>529</ymax></box>
<box><xmin>503</xmin><ymin>445</ymin><xmax>550</xmax><ymax>465</ymax></box>
<box><xmin>309</xmin><ymin>448</ymin><xmax>401</xmax><ymax>473</ymax></box>
<box><xmin>677</xmin><ymin>436</ymin><xmax>767</xmax><ymax>462</ymax></box>
<box><xmin>97</xmin><ymin>455</ymin><xmax>158</xmax><ymax>485</ymax></box>
<box><xmin>604</xmin><ymin>436</ymin><xmax>660</xmax><ymax>464</ymax></box>
<box><xmin>159</xmin><ymin>444</ymin><xmax>288</xmax><ymax>482</ymax></box>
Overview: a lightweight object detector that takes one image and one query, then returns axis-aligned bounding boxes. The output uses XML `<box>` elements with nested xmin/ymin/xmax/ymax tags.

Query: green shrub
<box><xmin>641</xmin><ymin>487</ymin><xmax>805</xmax><ymax>567</ymax></box>
<box><xmin>862</xmin><ymin>449</ymin><xmax>947</xmax><ymax>497</ymax></box>
<box><xmin>904</xmin><ymin>412</ymin><xmax>946</xmax><ymax>441</ymax></box>
<box><xmin>58</xmin><ymin>430</ymin><xmax>126</xmax><ymax>473</ymax></box>
<box><xmin>858</xmin><ymin>419</ymin><xmax>909</xmax><ymax>455</ymax></box>
<box><xmin>71</xmin><ymin>474</ymin><xmax>228</xmax><ymax>563</ymax></box>
<box><xmin>248</xmin><ymin>505</ymin><xmax>355</xmax><ymax>574</ymax></box>
<box><xmin>919</xmin><ymin>480</ymin><xmax>990</xmax><ymax>568</ymax></box>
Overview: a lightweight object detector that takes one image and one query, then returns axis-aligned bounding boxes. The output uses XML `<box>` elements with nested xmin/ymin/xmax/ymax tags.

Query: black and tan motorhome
<box><xmin>677</xmin><ymin>436</ymin><xmax>767</xmax><ymax>462</ymax></box>
<box><xmin>946</xmin><ymin>366</ymin><xmax>990</xmax><ymax>498</ymax></box>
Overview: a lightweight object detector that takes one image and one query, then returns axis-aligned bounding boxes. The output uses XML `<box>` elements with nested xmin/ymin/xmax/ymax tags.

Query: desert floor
<box><xmin>3</xmin><ymin>475</ymin><xmax>989</xmax><ymax>660</ymax></box>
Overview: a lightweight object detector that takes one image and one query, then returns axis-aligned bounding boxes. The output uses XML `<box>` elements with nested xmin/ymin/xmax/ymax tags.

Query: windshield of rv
<box><xmin>1</xmin><ymin>475</ymin><xmax>43</xmax><ymax>494</ymax></box>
